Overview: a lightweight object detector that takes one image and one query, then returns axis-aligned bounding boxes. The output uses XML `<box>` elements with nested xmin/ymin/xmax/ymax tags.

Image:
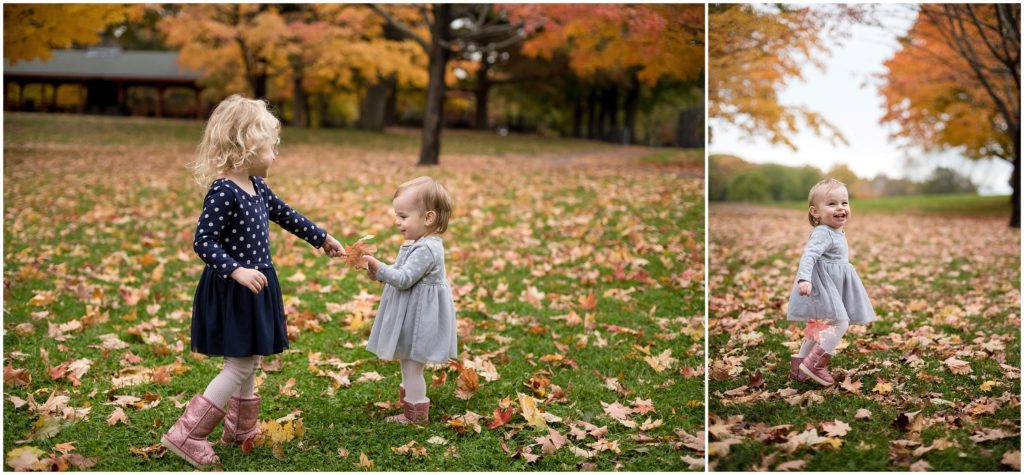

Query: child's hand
<box><xmin>322</xmin><ymin>234</ymin><xmax>347</xmax><ymax>258</ymax></box>
<box><xmin>798</xmin><ymin>280</ymin><xmax>812</xmax><ymax>296</ymax></box>
<box><xmin>230</xmin><ymin>267</ymin><xmax>269</xmax><ymax>294</ymax></box>
<box><xmin>363</xmin><ymin>256</ymin><xmax>382</xmax><ymax>279</ymax></box>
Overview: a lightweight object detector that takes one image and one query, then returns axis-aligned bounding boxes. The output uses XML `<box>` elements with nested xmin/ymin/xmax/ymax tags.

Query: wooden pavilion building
<box><xmin>4</xmin><ymin>47</ymin><xmax>204</xmax><ymax>118</ymax></box>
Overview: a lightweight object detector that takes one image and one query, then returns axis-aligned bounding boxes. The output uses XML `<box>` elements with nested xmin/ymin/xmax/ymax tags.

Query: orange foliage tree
<box><xmin>708</xmin><ymin>4</ymin><xmax>864</xmax><ymax>150</ymax></box>
<box><xmin>878</xmin><ymin>4</ymin><xmax>1020</xmax><ymax>227</ymax></box>
<box><xmin>504</xmin><ymin>4</ymin><xmax>703</xmax><ymax>144</ymax></box>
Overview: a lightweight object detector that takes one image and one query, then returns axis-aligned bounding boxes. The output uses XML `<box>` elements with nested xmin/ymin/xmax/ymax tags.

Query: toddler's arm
<box><xmin>256</xmin><ymin>177</ymin><xmax>328</xmax><ymax>249</ymax></box>
<box><xmin>796</xmin><ymin>227</ymin><xmax>833</xmax><ymax>287</ymax></box>
<box><xmin>193</xmin><ymin>187</ymin><xmax>243</xmax><ymax>279</ymax></box>
<box><xmin>373</xmin><ymin>246</ymin><xmax>435</xmax><ymax>290</ymax></box>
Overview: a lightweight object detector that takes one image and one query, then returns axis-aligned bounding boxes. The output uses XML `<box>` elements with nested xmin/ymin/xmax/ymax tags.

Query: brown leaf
<box><xmin>455</xmin><ymin>366</ymin><xmax>479</xmax><ymax>400</ymax></box>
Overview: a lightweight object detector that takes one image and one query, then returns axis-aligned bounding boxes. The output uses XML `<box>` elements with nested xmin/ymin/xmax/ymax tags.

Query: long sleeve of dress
<box><xmin>193</xmin><ymin>187</ymin><xmax>243</xmax><ymax>279</ymax></box>
<box><xmin>796</xmin><ymin>227</ymin><xmax>833</xmax><ymax>283</ymax></box>
<box><xmin>256</xmin><ymin>177</ymin><xmax>327</xmax><ymax>248</ymax></box>
<box><xmin>376</xmin><ymin>246</ymin><xmax>435</xmax><ymax>290</ymax></box>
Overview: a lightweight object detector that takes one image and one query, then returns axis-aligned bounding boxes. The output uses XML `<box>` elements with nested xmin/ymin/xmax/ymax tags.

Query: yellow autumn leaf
<box><xmin>518</xmin><ymin>392</ymin><xmax>548</xmax><ymax>429</ymax></box>
<box><xmin>356</xmin><ymin>451</ymin><xmax>374</xmax><ymax>469</ymax></box>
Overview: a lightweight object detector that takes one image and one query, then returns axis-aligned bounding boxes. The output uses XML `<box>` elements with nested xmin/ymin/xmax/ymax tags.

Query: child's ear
<box><xmin>424</xmin><ymin>210</ymin><xmax>437</xmax><ymax>225</ymax></box>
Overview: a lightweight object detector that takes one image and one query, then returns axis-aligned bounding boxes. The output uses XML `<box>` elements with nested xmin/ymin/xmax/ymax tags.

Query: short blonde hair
<box><xmin>188</xmin><ymin>95</ymin><xmax>280</xmax><ymax>187</ymax></box>
<box><xmin>395</xmin><ymin>176</ymin><xmax>453</xmax><ymax>234</ymax></box>
<box><xmin>807</xmin><ymin>178</ymin><xmax>847</xmax><ymax>226</ymax></box>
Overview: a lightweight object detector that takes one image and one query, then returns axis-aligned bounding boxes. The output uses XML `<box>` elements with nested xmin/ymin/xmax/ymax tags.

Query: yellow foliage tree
<box><xmin>4</xmin><ymin>4</ymin><xmax>140</xmax><ymax>65</ymax></box>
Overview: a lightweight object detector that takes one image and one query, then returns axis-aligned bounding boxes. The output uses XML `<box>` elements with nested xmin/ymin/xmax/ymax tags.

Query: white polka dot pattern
<box><xmin>192</xmin><ymin>177</ymin><xmax>327</xmax><ymax>278</ymax></box>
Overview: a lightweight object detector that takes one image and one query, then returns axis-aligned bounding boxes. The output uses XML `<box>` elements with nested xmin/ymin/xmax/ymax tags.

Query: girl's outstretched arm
<box><xmin>255</xmin><ymin>177</ymin><xmax>328</xmax><ymax>248</ymax></box>
<box><xmin>374</xmin><ymin>246</ymin><xmax>435</xmax><ymax>290</ymax></box>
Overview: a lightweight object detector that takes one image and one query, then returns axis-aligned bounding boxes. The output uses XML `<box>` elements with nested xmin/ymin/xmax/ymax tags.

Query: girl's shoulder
<box><xmin>408</xmin><ymin>235</ymin><xmax>445</xmax><ymax>255</ymax></box>
<box><xmin>205</xmin><ymin>178</ymin><xmax>241</xmax><ymax>202</ymax></box>
<box><xmin>809</xmin><ymin>225</ymin><xmax>837</xmax><ymax>242</ymax></box>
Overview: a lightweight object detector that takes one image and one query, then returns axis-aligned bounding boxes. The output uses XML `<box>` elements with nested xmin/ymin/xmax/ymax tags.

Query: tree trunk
<box><xmin>607</xmin><ymin>86</ymin><xmax>619</xmax><ymax>142</ymax></box>
<box><xmin>623</xmin><ymin>71</ymin><xmax>640</xmax><ymax>145</ymax></box>
<box><xmin>419</xmin><ymin>4</ymin><xmax>451</xmax><ymax>166</ymax></box>
<box><xmin>597</xmin><ymin>87</ymin><xmax>609</xmax><ymax>140</ymax></box>
<box><xmin>586</xmin><ymin>87</ymin><xmax>598</xmax><ymax>139</ymax></box>
<box><xmin>359</xmin><ymin>77</ymin><xmax>392</xmax><ymax>131</ymax></box>
<box><xmin>1011</xmin><ymin>127</ymin><xmax>1021</xmax><ymax>228</ymax></box>
<box><xmin>291</xmin><ymin>71</ymin><xmax>309</xmax><ymax>127</ymax></box>
<box><xmin>572</xmin><ymin>95</ymin><xmax>583</xmax><ymax>138</ymax></box>
<box><xmin>474</xmin><ymin>60</ymin><xmax>490</xmax><ymax>130</ymax></box>
<box><xmin>384</xmin><ymin>76</ymin><xmax>398</xmax><ymax>126</ymax></box>
<box><xmin>253</xmin><ymin>71</ymin><xmax>267</xmax><ymax>100</ymax></box>
<box><xmin>316</xmin><ymin>93</ymin><xmax>329</xmax><ymax>128</ymax></box>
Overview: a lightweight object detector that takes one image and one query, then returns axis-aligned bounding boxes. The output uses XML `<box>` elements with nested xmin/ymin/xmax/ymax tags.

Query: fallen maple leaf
<box><xmin>355</xmin><ymin>451</ymin><xmax>374</xmax><ymax>469</ymax></box>
<box><xmin>644</xmin><ymin>348</ymin><xmax>679</xmax><ymax>372</ymax></box>
<box><xmin>1002</xmin><ymin>450</ymin><xmax>1021</xmax><ymax>471</ymax></box>
<box><xmin>821</xmin><ymin>419</ymin><xmax>851</xmax><ymax>437</ymax></box>
<box><xmin>107</xmin><ymin>407</ymin><xmax>129</xmax><ymax>426</ymax></box>
<box><xmin>943</xmin><ymin>357</ymin><xmax>972</xmax><ymax>375</ymax></box>
<box><xmin>455</xmin><ymin>366</ymin><xmax>479</xmax><ymax>400</ymax></box>
<box><xmin>518</xmin><ymin>393</ymin><xmax>548</xmax><ymax>429</ymax></box>
<box><xmin>535</xmin><ymin>428</ymin><xmax>567</xmax><ymax>455</ymax></box>
<box><xmin>601</xmin><ymin>401</ymin><xmax>634</xmax><ymax>421</ymax></box>
<box><xmin>855</xmin><ymin>408</ymin><xmax>872</xmax><ymax>420</ymax></box>
<box><xmin>6</xmin><ymin>446</ymin><xmax>48</xmax><ymax>471</ymax></box>
<box><xmin>344</xmin><ymin>236</ymin><xmax>377</xmax><ymax>269</ymax></box>
<box><xmin>803</xmin><ymin>320</ymin><xmax>830</xmax><ymax>341</ymax></box>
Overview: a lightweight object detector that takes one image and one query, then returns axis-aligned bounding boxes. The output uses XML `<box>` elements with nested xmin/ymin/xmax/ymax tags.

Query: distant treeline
<box><xmin>710</xmin><ymin>155</ymin><xmax>978</xmax><ymax>202</ymax></box>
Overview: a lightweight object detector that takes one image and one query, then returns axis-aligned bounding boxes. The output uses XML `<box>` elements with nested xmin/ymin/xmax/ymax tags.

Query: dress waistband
<box><xmin>819</xmin><ymin>258</ymin><xmax>848</xmax><ymax>264</ymax></box>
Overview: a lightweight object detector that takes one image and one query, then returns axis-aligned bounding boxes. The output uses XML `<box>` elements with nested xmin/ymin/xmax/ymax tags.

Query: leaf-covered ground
<box><xmin>708</xmin><ymin>203</ymin><xmax>1021</xmax><ymax>471</ymax></box>
<box><xmin>2</xmin><ymin>113</ymin><xmax>704</xmax><ymax>471</ymax></box>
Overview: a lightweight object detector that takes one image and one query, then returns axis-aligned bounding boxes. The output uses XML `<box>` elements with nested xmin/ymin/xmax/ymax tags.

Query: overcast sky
<box><xmin>709</xmin><ymin>5</ymin><xmax>1014</xmax><ymax>195</ymax></box>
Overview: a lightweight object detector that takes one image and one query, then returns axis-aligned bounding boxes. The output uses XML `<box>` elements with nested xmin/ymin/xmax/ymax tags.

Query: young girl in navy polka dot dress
<box><xmin>161</xmin><ymin>95</ymin><xmax>345</xmax><ymax>468</ymax></box>
<box><xmin>363</xmin><ymin>176</ymin><xmax>458</xmax><ymax>425</ymax></box>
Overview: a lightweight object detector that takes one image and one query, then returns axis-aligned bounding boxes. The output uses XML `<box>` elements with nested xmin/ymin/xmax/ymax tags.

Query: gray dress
<box><xmin>366</xmin><ymin>235</ymin><xmax>457</xmax><ymax>364</ymax></box>
<box><xmin>787</xmin><ymin>225</ymin><xmax>876</xmax><ymax>325</ymax></box>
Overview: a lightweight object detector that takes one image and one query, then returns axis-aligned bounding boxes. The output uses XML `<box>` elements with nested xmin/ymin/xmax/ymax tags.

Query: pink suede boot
<box><xmin>386</xmin><ymin>398</ymin><xmax>430</xmax><ymax>424</ymax></box>
<box><xmin>799</xmin><ymin>345</ymin><xmax>835</xmax><ymax>386</ymax></box>
<box><xmin>220</xmin><ymin>395</ymin><xmax>261</xmax><ymax>446</ymax></box>
<box><xmin>160</xmin><ymin>394</ymin><xmax>226</xmax><ymax>468</ymax></box>
<box><xmin>790</xmin><ymin>356</ymin><xmax>808</xmax><ymax>382</ymax></box>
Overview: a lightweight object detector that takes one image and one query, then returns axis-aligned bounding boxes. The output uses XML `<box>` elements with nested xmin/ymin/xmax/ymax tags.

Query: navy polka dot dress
<box><xmin>190</xmin><ymin>176</ymin><xmax>327</xmax><ymax>357</ymax></box>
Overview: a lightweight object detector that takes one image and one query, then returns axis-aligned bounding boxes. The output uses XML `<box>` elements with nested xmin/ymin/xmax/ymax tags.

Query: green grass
<box><xmin>3</xmin><ymin>112</ymin><xmax>623</xmax><ymax>157</ymax></box>
<box><xmin>3</xmin><ymin>113</ymin><xmax>703</xmax><ymax>471</ymax></box>
<box><xmin>708</xmin><ymin>204</ymin><xmax>1020</xmax><ymax>471</ymax></box>
<box><xmin>768</xmin><ymin>194</ymin><xmax>1012</xmax><ymax>217</ymax></box>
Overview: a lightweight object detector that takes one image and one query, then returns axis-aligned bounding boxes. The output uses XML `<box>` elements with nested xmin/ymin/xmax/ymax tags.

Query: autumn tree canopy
<box><xmin>878</xmin><ymin>4</ymin><xmax>1020</xmax><ymax>227</ymax></box>
<box><xmin>708</xmin><ymin>4</ymin><xmax>857</xmax><ymax>150</ymax></box>
<box><xmin>4</xmin><ymin>4</ymin><xmax>140</xmax><ymax>65</ymax></box>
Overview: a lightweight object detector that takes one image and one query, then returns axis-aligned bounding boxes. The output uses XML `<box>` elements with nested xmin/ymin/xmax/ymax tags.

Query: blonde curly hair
<box><xmin>188</xmin><ymin>95</ymin><xmax>280</xmax><ymax>187</ymax></box>
<box><xmin>807</xmin><ymin>178</ymin><xmax>847</xmax><ymax>226</ymax></box>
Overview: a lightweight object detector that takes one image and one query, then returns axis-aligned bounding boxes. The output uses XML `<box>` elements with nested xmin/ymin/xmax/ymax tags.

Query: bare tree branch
<box><xmin>368</xmin><ymin>4</ymin><xmax>429</xmax><ymax>52</ymax></box>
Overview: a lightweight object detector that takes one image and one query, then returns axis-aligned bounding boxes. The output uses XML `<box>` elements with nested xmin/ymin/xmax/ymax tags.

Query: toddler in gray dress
<box><xmin>786</xmin><ymin>178</ymin><xmax>876</xmax><ymax>387</ymax></box>
<box><xmin>363</xmin><ymin>176</ymin><xmax>457</xmax><ymax>424</ymax></box>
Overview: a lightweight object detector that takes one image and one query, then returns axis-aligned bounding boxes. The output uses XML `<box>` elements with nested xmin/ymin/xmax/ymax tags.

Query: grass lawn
<box><xmin>769</xmin><ymin>194</ymin><xmax>1013</xmax><ymax>218</ymax></box>
<box><xmin>2</xmin><ymin>112</ymin><xmax>704</xmax><ymax>471</ymax></box>
<box><xmin>708</xmin><ymin>203</ymin><xmax>1021</xmax><ymax>471</ymax></box>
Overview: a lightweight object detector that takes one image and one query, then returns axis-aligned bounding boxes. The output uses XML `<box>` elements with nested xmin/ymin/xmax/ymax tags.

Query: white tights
<box><xmin>202</xmin><ymin>356</ymin><xmax>260</xmax><ymax>408</ymax></box>
<box><xmin>797</xmin><ymin>320</ymin><xmax>850</xmax><ymax>356</ymax></box>
<box><xmin>400</xmin><ymin>359</ymin><xmax>428</xmax><ymax>404</ymax></box>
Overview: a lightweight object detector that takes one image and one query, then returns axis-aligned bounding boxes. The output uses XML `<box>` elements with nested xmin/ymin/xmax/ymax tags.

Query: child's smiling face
<box><xmin>392</xmin><ymin>189</ymin><xmax>435</xmax><ymax>241</ymax></box>
<box><xmin>810</xmin><ymin>186</ymin><xmax>850</xmax><ymax>230</ymax></box>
